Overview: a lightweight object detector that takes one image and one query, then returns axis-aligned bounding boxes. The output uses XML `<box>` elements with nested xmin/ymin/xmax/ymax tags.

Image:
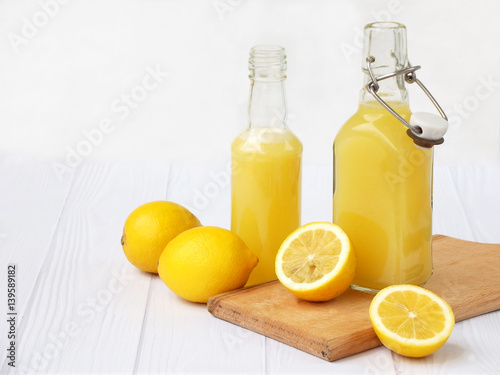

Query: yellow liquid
<box><xmin>333</xmin><ymin>102</ymin><xmax>433</xmax><ymax>291</ymax></box>
<box><xmin>231</xmin><ymin>127</ymin><xmax>302</xmax><ymax>286</ymax></box>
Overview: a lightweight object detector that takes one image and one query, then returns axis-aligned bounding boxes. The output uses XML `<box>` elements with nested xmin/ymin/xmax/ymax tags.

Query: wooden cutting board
<box><xmin>207</xmin><ymin>235</ymin><xmax>500</xmax><ymax>361</ymax></box>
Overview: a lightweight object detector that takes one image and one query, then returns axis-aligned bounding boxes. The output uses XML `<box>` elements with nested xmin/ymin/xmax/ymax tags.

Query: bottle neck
<box><xmin>248</xmin><ymin>79</ymin><xmax>287</xmax><ymax>129</ymax></box>
<box><xmin>360</xmin><ymin>71</ymin><xmax>408</xmax><ymax>106</ymax></box>
<box><xmin>360</xmin><ymin>22</ymin><xmax>409</xmax><ymax>107</ymax></box>
<box><xmin>247</xmin><ymin>45</ymin><xmax>288</xmax><ymax>129</ymax></box>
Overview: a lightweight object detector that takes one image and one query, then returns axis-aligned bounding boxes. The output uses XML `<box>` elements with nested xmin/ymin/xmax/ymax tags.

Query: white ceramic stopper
<box><xmin>409</xmin><ymin>112</ymin><xmax>448</xmax><ymax>140</ymax></box>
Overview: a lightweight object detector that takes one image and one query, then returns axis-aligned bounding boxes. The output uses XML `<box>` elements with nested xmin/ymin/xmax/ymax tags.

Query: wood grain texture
<box><xmin>451</xmin><ymin>166</ymin><xmax>500</xmax><ymax>243</ymax></box>
<box><xmin>0</xmin><ymin>159</ymin><xmax>74</xmax><ymax>371</ymax></box>
<box><xmin>432</xmin><ymin>166</ymin><xmax>476</xmax><ymax>241</ymax></box>
<box><xmin>1</xmin><ymin>162</ymin><xmax>499</xmax><ymax>374</ymax></box>
<box><xmin>0</xmin><ymin>163</ymin><xmax>170</xmax><ymax>374</ymax></box>
<box><xmin>208</xmin><ymin>235</ymin><xmax>500</xmax><ymax>362</ymax></box>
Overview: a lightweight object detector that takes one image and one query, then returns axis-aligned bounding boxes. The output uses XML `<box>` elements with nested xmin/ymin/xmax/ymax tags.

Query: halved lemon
<box><xmin>369</xmin><ymin>284</ymin><xmax>455</xmax><ymax>358</ymax></box>
<box><xmin>275</xmin><ymin>222</ymin><xmax>356</xmax><ymax>302</ymax></box>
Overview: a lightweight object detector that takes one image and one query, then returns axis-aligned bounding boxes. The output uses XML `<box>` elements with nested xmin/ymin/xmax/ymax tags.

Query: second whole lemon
<box><xmin>158</xmin><ymin>226</ymin><xmax>258</xmax><ymax>303</ymax></box>
<box><xmin>121</xmin><ymin>201</ymin><xmax>201</xmax><ymax>274</ymax></box>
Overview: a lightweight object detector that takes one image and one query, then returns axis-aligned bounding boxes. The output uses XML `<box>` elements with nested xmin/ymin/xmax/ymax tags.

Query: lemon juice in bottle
<box><xmin>333</xmin><ymin>22</ymin><xmax>448</xmax><ymax>291</ymax></box>
<box><xmin>231</xmin><ymin>46</ymin><xmax>302</xmax><ymax>286</ymax></box>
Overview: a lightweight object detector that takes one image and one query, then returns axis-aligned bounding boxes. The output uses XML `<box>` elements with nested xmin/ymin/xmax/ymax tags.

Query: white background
<box><xmin>0</xmin><ymin>0</ymin><xmax>499</xmax><ymax>167</ymax></box>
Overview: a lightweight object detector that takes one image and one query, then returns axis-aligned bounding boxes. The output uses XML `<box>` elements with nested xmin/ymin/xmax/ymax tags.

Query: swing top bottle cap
<box><xmin>362</xmin><ymin>22</ymin><xmax>449</xmax><ymax>147</ymax></box>
<box><xmin>410</xmin><ymin>112</ymin><xmax>448</xmax><ymax>141</ymax></box>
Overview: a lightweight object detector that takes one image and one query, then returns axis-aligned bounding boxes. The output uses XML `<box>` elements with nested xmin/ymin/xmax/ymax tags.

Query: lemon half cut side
<box><xmin>369</xmin><ymin>284</ymin><xmax>455</xmax><ymax>358</ymax></box>
<box><xmin>275</xmin><ymin>222</ymin><xmax>356</xmax><ymax>302</ymax></box>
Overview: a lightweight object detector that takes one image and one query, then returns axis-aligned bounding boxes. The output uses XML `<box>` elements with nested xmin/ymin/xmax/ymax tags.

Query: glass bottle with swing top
<box><xmin>333</xmin><ymin>22</ymin><xmax>449</xmax><ymax>292</ymax></box>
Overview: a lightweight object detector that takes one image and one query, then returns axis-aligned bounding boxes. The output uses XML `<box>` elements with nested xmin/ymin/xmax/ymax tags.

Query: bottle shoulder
<box><xmin>335</xmin><ymin>102</ymin><xmax>412</xmax><ymax>149</ymax></box>
<box><xmin>338</xmin><ymin>102</ymin><xmax>410</xmax><ymax>131</ymax></box>
<box><xmin>232</xmin><ymin>127</ymin><xmax>302</xmax><ymax>156</ymax></box>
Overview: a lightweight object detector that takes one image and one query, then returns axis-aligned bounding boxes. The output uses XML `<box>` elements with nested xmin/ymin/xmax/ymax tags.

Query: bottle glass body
<box><xmin>231</xmin><ymin>46</ymin><xmax>302</xmax><ymax>286</ymax></box>
<box><xmin>333</xmin><ymin>23</ymin><xmax>433</xmax><ymax>291</ymax></box>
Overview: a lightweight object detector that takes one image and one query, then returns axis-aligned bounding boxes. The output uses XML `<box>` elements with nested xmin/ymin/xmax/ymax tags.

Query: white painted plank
<box><xmin>394</xmin><ymin>312</ymin><xmax>500</xmax><ymax>375</ymax></box>
<box><xmin>135</xmin><ymin>162</ymin><xmax>266</xmax><ymax>373</ymax></box>
<box><xmin>451</xmin><ymin>166</ymin><xmax>500</xmax><ymax>243</ymax></box>
<box><xmin>0</xmin><ymin>158</ymin><xmax>74</xmax><ymax>371</ymax></box>
<box><xmin>433</xmin><ymin>165</ymin><xmax>476</xmax><ymax>240</ymax></box>
<box><xmin>301</xmin><ymin>164</ymin><xmax>333</xmax><ymax>224</ymax></box>
<box><xmin>135</xmin><ymin>277</ymin><xmax>265</xmax><ymax>373</ymax></box>
<box><xmin>2</xmin><ymin>163</ymin><xmax>169</xmax><ymax>374</ymax></box>
<box><xmin>267</xmin><ymin>343</ymin><xmax>398</xmax><ymax>374</ymax></box>
<box><xmin>2</xmin><ymin>162</ymin><xmax>498</xmax><ymax>374</ymax></box>
<box><xmin>164</xmin><ymin>162</ymin><xmax>232</xmax><ymax>228</ymax></box>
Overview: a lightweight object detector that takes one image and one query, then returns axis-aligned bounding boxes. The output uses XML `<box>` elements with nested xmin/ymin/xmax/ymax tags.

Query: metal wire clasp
<box><xmin>365</xmin><ymin>56</ymin><xmax>448</xmax><ymax>140</ymax></box>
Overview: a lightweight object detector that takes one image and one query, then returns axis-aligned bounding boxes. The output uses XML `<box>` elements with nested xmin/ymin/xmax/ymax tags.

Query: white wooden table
<box><xmin>1</xmin><ymin>159</ymin><xmax>499</xmax><ymax>374</ymax></box>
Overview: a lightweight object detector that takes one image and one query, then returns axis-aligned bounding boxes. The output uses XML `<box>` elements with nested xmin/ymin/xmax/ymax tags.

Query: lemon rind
<box><xmin>369</xmin><ymin>284</ymin><xmax>455</xmax><ymax>347</ymax></box>
<box><xmin>275</xmin><ymin>222</ymin><xmax>352</xmax><ymax>292</ymax></box>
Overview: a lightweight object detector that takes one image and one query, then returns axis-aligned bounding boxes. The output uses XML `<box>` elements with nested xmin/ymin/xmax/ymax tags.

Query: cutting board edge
<box><xmin>207</xmin><ymin>279</ymin><xmax>279</xmax><ymax>308</ymax></box>
<box><xmin>209</xmin><ymin>294</ymin><xmax>385</xmax><ymax>361</ymax></box>
<box><xmin>324</xmin><ymin>330</ymin><xmax>382</xmax><ymax>361</ymax></box>
<box><xmin>209</xmin><ymin>297</ymin><xmax>333</xmax><ymax>360</ymax></box>
<box><xmin>451</xmin><ymin>295</ymin><xmax>500</xmax><ymax>322</ymax></box>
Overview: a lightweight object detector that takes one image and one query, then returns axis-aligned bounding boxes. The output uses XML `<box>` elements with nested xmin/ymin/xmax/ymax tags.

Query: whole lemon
<box><xmin>158</xmin><ymin>226</ymin><xmax>258</xmax><ymax>303</ymax></box>
<box><xmin>121</xmin><ymin>201</ymin><xmax>201</xmax><ymax>273</ymax></box>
